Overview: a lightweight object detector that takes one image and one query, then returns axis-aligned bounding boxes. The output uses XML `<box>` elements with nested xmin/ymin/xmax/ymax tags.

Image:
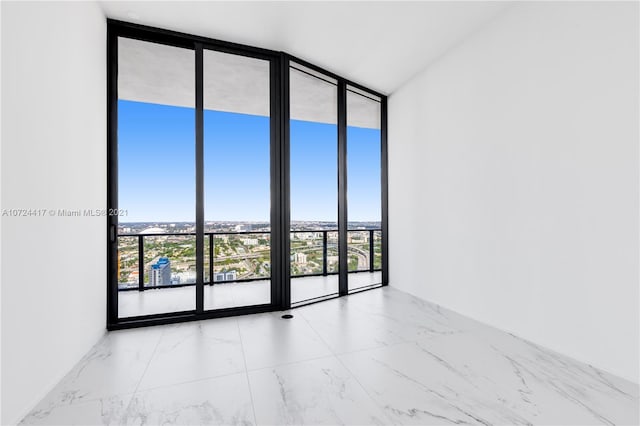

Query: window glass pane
<box><xmin>117</xmin><ymin>37</ymin><xmax>196</xmax><ymax>317</ymax></box>
<box><xmin>203</xmin><ymin>50</ymin><xmax>272</xmax><ymax>310</ymax></box>
<box><xmin>290</xmin><ymin>63</ymin><xmax>340</xmax><ymax>305</ymax></box>
<box><xmin>347</xmin><ymin>87</ymin><xmax>382</xmax><ymax>291</ymax></box>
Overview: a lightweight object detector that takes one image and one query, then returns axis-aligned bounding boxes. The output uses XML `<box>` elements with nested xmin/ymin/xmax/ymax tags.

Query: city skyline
<box><xmin>118</xmin><ymin>100</ymin><xmax>382</xmax><ymax>223</ymax></box>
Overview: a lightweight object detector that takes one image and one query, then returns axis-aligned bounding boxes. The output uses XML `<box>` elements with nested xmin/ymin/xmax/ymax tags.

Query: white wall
<box><xmin>1</xmin><ymin>2</ymin><xmax>106</xmax><ymax>424</ymax></box>
<box><xmin>389</xmin><ymin>2</ymin><xmax>639</xmax><ymax>383</ymax></box>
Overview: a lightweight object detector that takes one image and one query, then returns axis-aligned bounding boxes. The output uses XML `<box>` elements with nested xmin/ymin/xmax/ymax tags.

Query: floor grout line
<box><xmin>131</xmin><ymin>328</ymin><xmax>166</xmax><ymax>394</ymax></box>
<box><xmin>245</xmin><ymin>352</ymin><xmax>340</xmax><ymax>374</ymax></box>
<box><xmin>133</xmin><ymin>368</ymin><xmax>249</xmax><ymax>393</ymax></box>
<box><xmin>296</xmin><ymin>309</ymin><xmax>396</xmax><ymax>425</ymax></box>
<box><xmin>236</xmin><ymin>318</ymin><xmax>259</xmax><ymax>426</ymax></box>
<box><xmin>331</xmin><ymin>348</ymin><xmax>397</xmax><ymax>425</ymax></box>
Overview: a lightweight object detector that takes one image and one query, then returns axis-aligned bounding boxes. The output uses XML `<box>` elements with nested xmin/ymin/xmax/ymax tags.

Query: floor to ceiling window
<box><xmin>116</xmin><ymin>37</ymin><xmax>197</xmax><ymax>318</ymax></box>
<box><xmin>289</xmin><ymin>63</ymin><xmax>340</xmax><ymax>305</ymax></box>
<box><xmin>202</xmin><ymin>49</ymin><xmax>273</xmax><ymax>311</ymax></box>
<box><xmin>346</xmin><ymin>86</ymin><xmax>383</xmax><ymax>292</ymax></box>
<box><xmin>107</xmin><ymin>21</ymin><xmax>387</xmax><ymax>329</ymax></box>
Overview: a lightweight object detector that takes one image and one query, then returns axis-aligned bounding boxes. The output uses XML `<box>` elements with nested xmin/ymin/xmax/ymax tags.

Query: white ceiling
<box><xmin>100</xmin><ymin>1</ymin><xmax>511</xmax><ymax>95</ymax></box>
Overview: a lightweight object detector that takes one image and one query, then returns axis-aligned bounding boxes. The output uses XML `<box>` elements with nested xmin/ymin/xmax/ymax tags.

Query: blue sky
<box><xmin>118</xmin><ymin>100</ymin><xmax>380</xmax><ymax>223</ymax></box>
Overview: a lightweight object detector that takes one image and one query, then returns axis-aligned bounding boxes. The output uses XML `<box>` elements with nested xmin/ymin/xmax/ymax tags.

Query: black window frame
<box><xmin>107</xmin><ymin>19</ymin><xmax>388</xmax><ymax>330</ymax></box>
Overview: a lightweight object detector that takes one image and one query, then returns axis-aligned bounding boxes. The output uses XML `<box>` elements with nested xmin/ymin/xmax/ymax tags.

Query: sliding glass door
<box><xmin>346</xmin><ymin>86</ymin><xmax>383</xmax><ymax>292</ymax></box>
<box><xmin>116</xmin><ymin>37</ymin><xmax>197</xmax><ymax>318</ymax></box>
<box><xmin>203</xmin><ymin>49</ymin><xmax>273</xmax><ymax>310</ymax></box>
<box><xmin>289</xmin><ymin>63</ymin><xmax>340</xmax><ymax>305</ymax></box>
<box><xmin>112</xmin><ymin>35</ymin><xmax>278</xmax><ymax>322</ymax></box>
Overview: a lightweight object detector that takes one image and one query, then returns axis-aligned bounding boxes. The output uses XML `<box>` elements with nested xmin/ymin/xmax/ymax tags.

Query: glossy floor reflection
<box><xmin>24</xmin><ymin>287</ymin><xmax>638</xmax><ymax>425</ymax></box>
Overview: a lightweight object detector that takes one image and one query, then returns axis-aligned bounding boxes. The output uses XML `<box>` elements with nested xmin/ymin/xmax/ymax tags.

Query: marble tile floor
<box><xmin>118</xmin><ymin>272</ymin><xmax>382</xmax><ymax>318</ymax></box>
<box><xmin>22</xmin><ymin>286</ymin><xmax>638</xmax><ymax>425</ymax></box>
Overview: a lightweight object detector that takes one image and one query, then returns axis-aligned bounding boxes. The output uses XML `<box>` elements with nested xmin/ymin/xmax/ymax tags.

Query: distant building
<box><xmin>139</xmin><ymin>227</ymin><xmax>165</xmax><ymax>234</ymax></box>
<box><xmin>174</xmin><ymin>271</ymin><xmax>196</xmax><ymax>284</ymax></box>
<box><xmin>242</xmin><ymin>238</ymin><xmax>258</xmax><ymax>246</ymax></box>
<box><xmin>149</xmin><ymin>257</ymin><xmax>171</xmax><ymax>286</ymax></box>
<box><xmin>214</xmin><ymin>270</ymin><xmax>238</xmax><ymax>282</ymax></box>
<box><xmin>293</xmin><ymin>252</ymin><xmax>307</xmax><ymax>264</ymax></box>
<box><xmin>348</xmin><ymin>233</ymin><xmax>369</xmax><ymax>243</ymax></box>
<box><xmin>297</xmin><ymin>233</ymin><xmax>319</xmax><ymax>240</ymax></box>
